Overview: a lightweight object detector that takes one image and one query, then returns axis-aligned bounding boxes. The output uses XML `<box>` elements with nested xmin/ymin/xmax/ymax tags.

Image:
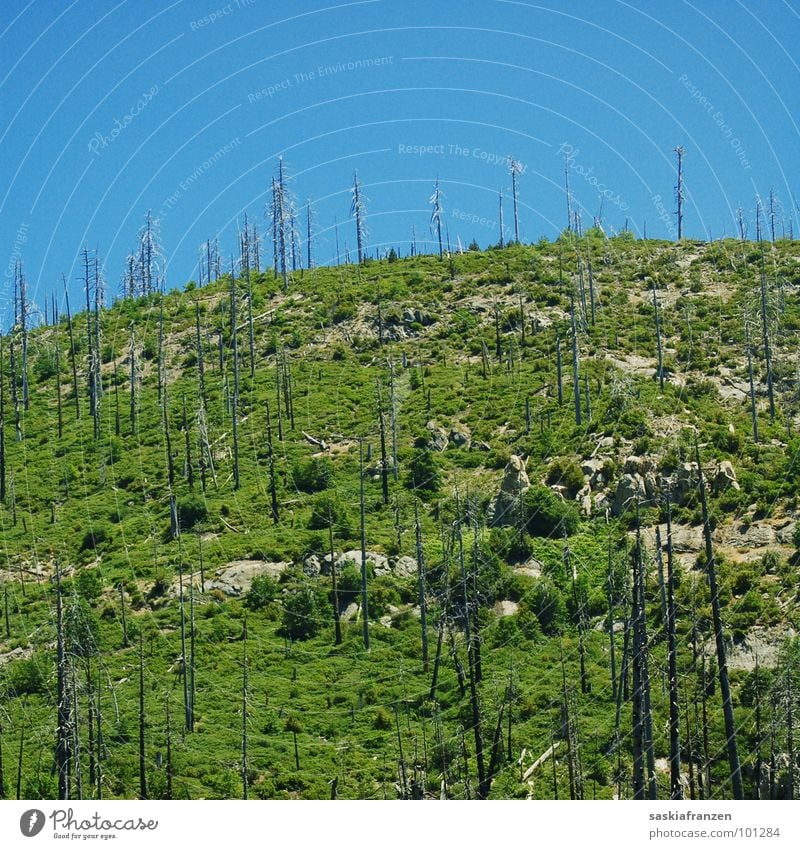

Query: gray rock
<box><xmin>726</xmin><ymin>523</ymin><xmax>776</xmax><ymax>550</ymax></box>
<box><xmin>391</xmin><ymin>555</ymin><xmax>418</xmax><ymax>578</ymax></box>
<box><xmin>713</xmin><ymin>460</ymin><xmax>740</xmax><ymax>493</ymax></box>
<box><xmin>494</xmin><ymin>600</ymin><xmax>519</xmax><ymax>618</ymax></box>
<box><xmin>500</xmin><ymin>455</ymin><xmax>530</xmax><ymax>495</ymax></box>
<box><xmin>673</xmin><ymin>462</ymin><xmax>699</xmax><ymax>504</ymax></box>
<box><xmin>303</xmin><ymin>555</ymin><xmax>321</xmax><ymax>578</ymax></box>
<box><xmin>426</xmin><ymin>420</ymin><xmax>449</xmax><ymax>452</ymax></box>
<box><xmin>341</xmin><ymin>602</ymin><xmax>360</xmax><ymax>622</ymax></box>
<box><xmin>449</xmin><ymin>424</ymin><xmax>471</xmax><ymax>449</ymax></box>
<box><xmin>337</xmin><ymin>549</ymin><xmax>390</xmax><ymax>576</ymax></box>
<box><xmin>208</xmin><ymin>560</ymin><xmax>290</xmax><ymax>596</ymax></box>
<box><xmin>470</xmin><ymin>440</ymin><xmax>492</xmax><ymax>452</ymax></box>
<box><xmin>488</xmin><ymin>455</ymin><xmax>531</xmax><ymax>527</ymax></box>
<box><xmin>611</xmin><ymin>473</ymin><xmax>648</xmax><ymax>516</ymax></box>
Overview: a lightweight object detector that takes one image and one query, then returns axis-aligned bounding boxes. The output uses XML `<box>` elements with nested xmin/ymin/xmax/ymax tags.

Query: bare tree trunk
<box><xmin>329</xmin><ymin>522</ymin><xmax>341</xmax><ymax>645</ymax></box>
<box><xmin>265</xmin><ymin>400</ymin><xmax>279</xmax><ymax>522</ymax></box>
<box><xmin>696</xmin><ymin>439</ymin><xmax>743</xmax><ymax>798</ymax></box>
<box><xmin>63</xmin><ymin>278</ymin><xmax>80</xmax><ymax>419</ymax></box>
<box><xmin>241</xmin><ymin>618</ymin><xmax>248</xmax><ymax>800</ymax></box>
<box><xmin>56</xmin><ymin>564</ymin><xmax>70</xmax><ymax>800</ymax></box>
<box><xmin>414</xmin><ymin>501</ymin><xmax>429</xmax><ymax>672</ymax></box>
<box><xmin>571</xmin><ymin>299</ymin><xmax>581</xmax><ymax>425</ymax></box>
<box><xmin>359</xmin><ymin>441</ymin><xmax>369</xmax><ymax>650</ymax></box>
<box><xmin>138</xmin><ymin>631</ymin><xmax>147</xmax><ymax>799</ymax></box>
<box><xmin>666</xmin><ymin>495</ymin><xmax>683</xmax><ymax>798</ymax></box>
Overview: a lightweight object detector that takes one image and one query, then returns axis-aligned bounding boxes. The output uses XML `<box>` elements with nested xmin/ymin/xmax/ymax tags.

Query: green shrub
<box><xmin>308</xmin><ymin>492</ymin><xmax>353</xmax><ymax>535</ymax></box>
<box><xmin>293</xmin><ymin>457</ymin><xmax>334</xmax><ymax>493</ymax></box>
<box><xmin>178</xmin><ymin>495</ymin><xmax>208</xmax><ymax>530</ymax></box>
<box><xmin>281</xmin><ymin>587</ymin><xmax>321</xmax><ymax>640</ymax></box>
<box><xmin>244</xmin><ymin>575</ymin><xmax>279</xmax><ymax>611</ymax></box>
<box><xmin>405</xmin><ymin>448</ymin><xmax>441</xmax><ymax>494</ymax></box>
<box><xmin>76</xmin><ymin>568</ymin><xmax>103</xmax><ymax>601</ymax></box>
<box><xmin>545</xmin><ymin>457</ymin><xmax>584</xmax><ymax>494</ymax></box>
<box><xmin>526</xmin><ymin>577</ymin><xmax>567</xmax><ymax>635</ymax></box>
<box><xmin>522</xmin><ymin>486</ymin><xmax>579</xmax><ymax>537</ymax></box>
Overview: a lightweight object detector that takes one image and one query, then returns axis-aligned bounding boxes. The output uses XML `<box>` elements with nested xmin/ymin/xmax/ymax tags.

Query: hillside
<box><xmin>1</xmin><ymin>233</ymin><xmax>799</xmax><ymax>800</ymax></box>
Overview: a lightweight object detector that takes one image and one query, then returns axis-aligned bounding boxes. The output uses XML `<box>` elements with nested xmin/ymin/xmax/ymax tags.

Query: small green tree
<box><xmin>405</xmin><ymin>448</ymin><xmax>441</xmax><ymax>494</ymax></box>
<box><xmin>281</xmin><ymin>587</ymin><xmax>321</xmax><ymax>640</ymax></box>
<box><xmin>244</xmin><ymin>575</ymin><xmax>279</xmax><ymax>611</ymax></box>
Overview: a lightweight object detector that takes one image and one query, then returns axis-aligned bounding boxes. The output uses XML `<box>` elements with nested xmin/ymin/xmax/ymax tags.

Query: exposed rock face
<box><xmin>713</xmin><ymin>460</ymin><xmax>740</xmax><ymax>493</ymax></box>
<box><xmin>449</xmin><ymin>424</ymin><xmax>471</xmax><ymax>449</ymax></box>
<box><xmin>673</xmin><ymin>462</ymin><xmax>699</xmax><ymax>503</ymax></box>
<box><xmin>611</xmin><ymin>473</ymin><xmax>649</xmax><ymax>516</ymax></box>
<box><xmin>501</xmin><ymin>455</ymin><xmax>530</xmax><ymax>494</ymax></box>
<box><xmin>488</xmin><ymin>455</ymin><xmax>531</xmax><ymax>527</ymax></box>
<box><xmin>334</xmin><ymin>550</ymin><xmax>416</xmax><ymax>578</ymax></box>
<box><xmin>303</xmin><ymin>555</ymin><xmax>321</xmax><ymax>577</ymax></box>
<box><xmin>391</xmin><ymin>555</ymin><xmax>418</xmax><ymax>578</ymax></box>
<box><xmin>494</xmin><ymin>600</ymin><xmax>519</xmax><ymax>618</ymax></box>
<box><xmin>425</xmin><ymin>420</ymin><xmax>449</xmax><ymax>452</ymax></box>
<box><xmin>337</xmin><ymin>550</ymin><xmax>389</xmax><ymax>575</ymax></box>
<box><xmin>209</xmin><ymin>560</ymin><xmax>290</xmax><ymax>596</ymax></box>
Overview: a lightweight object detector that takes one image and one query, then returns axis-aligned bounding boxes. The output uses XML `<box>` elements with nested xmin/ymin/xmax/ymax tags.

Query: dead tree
<box><xmin>556</xmin><ymin>336</ymin><xmax>563</xmax><ymax>404</ymax></box>
<box><xmin>16</xmin><ymin>262</ymin><xmax>29</xmax><ymax>411</ymax></box>
<box><xmin>56</xmin><ymin>564</ymin><xmax>70</xmax><ymax>799</ymax></box>
<box><xmin>351</xmin><ymin>171</ymin><xmax>367</xmax><ymax>264</ymax></box>
<box><xmin>241</xmin><ymin>618</ymin><xmax>249</xmax><ymax>800</ymax></box>
<box><xmin>674</xmin><ymin>146</ymin><xmax>685</xmax><ymax>241</ymax></box>
<box><xmin>414</xmin><ymin>501</ymin><xmax>429</xmax><ymax>672</ymax></box>
<box><xmin>571</xmin><ymin>299</ymin><xmax>581</xmax><ymax>425</ymax></box>
<box><xmin>758</xmin><ymin>252</ymin><xmax>776</xmax><ymax>422</ymax></box>
<box><xmin>430</xmin><ymin>178</ymin><xmax>444</xmax><ymax>258</ymax></box>
<box><xmin>264</xmin><ymin>400</ymin><xmax>279</xmax><ymax>522</ymax></box>
<box><xmin>696</xmin><ymin>439</ymin><xmax>743</xmax><ymax>798</ymax></box>
<box><xmin>746</xmin><ymin>323</ymin><xmax>759</xmax><ymax>443</ymax></box>
<box><xmin>508</xmin><ymin>156</ymin><xmax>522</xmax><ymax>243</ymax></box>
<box><xmin>63</xmin><ymin>277</ymin><xmax>80</xmax><ymax>418</ymax></box>
<box><xmin>195</xmin><ymin>302</ymin><xmax>206</xmax><ymax>406</ymax></box>
<box><xmin>138</xmin><ymin>631</ymin><xmax>147</xmax><ymax>799</ymax></box>
<box><xmin>230</xmin><ymin>260</ymin><xmax>240</xmax><ymax>490</ymax></box>
<box><xmin>665</xmin><ymin>494</ymin><xmax>683</xmax><ymax>798</ymax></box>
<box><xmin>376</xmin><ymin>381</ymin><xmax>389</xmax><ymax>505</ymax></box>
<box><xmin>359</xmin><ymin>440</ymin><xmax>370</xmax><ymax>650</ymax></box>
<box><xmin>329</xmin><ymin>519</ymin><xmax>342</xmax><ymax>645</ymax></box>
<box><xmin>652</xmin><ymin>277</ymin><xmax>665</xmax><ymax>389</ymax></box>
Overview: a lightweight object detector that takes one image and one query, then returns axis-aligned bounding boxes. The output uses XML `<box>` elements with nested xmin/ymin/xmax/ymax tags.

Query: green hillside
<box><xmin>1</xmin><ymin>233</ymin><xmax>799</xmax><ymax>800</ymax></box>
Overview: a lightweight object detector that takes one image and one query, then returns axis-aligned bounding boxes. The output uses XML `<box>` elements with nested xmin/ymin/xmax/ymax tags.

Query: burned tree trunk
<box><xmin>359</xmin><ymin>441</ymin><xmax>370</xmax><ymax>650</ymax></box>
<box><xmin>696</xmin><ymin>439</ymin><xmax>743</xmax><ymax>799</ymax></box>
<box><xmin>414</xmin><ymin>501</ymin><xmax>429</xmax><ymax>673</ymax></box>
<box><xmin>665</xmin><ymin>495</ymin><xmax>683</xmax><ymax>798</ymax></box>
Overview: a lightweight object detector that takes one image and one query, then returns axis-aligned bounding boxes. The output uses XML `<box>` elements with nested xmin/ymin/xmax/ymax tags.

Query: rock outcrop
<box><xmin>488</xmin><ymin>455</ymin><xmax>530</xmax><ymax>526</ymax></box>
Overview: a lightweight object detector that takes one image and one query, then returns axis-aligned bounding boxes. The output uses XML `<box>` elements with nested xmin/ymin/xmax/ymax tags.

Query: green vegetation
<box><xmin>0</xmin><ymin>235</ymin><xmax>799</xmax><ymax>800</ymax></box>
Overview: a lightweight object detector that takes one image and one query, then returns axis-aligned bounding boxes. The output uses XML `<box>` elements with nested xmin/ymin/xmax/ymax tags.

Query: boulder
<box><xmin>470</xmin><ymin>440</ymin><xmax>492</xmax><ymax>452</ymax></box>
<box><xmin>494</xmin><ymin>600</ymin><xmax>519</xmax><ymax>618</ymax></box>
<box><xmin>611</xmin><ymin>473</ymin><xmax>648</xmax><ymax>516</ymax></box>
<box><xmin>337</xmin><ymin>549</ymin><xmax>390</xmax><ymax>576</ymax></box>
<box><xmin>673</xmin><ymin>462</ymin><xmax>699</xmax><ymax>503</ymax></box>
<box><xmin>391</xmin><ymin>556</ymin><xmax>418</xmax><ymax>578</ymax></box>
<box><xmin>303</xmin><ymin>554</ymin><xmax>321</xmax><ymax>578</ymax></box>
<box><xmin>713</xmin><ymin>460</ymin><xmax>740</xmax><ymax>493</ymax></box>
<box><xmin>208</xmin><ymin>560</ymin><xmax>290</xmax><ymax>596</ymax></box>
<box><xmin>449</xmin><ymin>424</ymin><xmax>471</xmax><ymax>449</ymax></box>
<box><xmin>500</xmin><ymin>455</ymin><xmax>530</xmax><ymax>496</ymax></box>
<box><xmin>488</xmin><ymin>455</ymin><xmax>531</xmax><ymax>527</ymax></box>
<box><xmin>425</xmin><ymin>420</ymin><xmax>449</xmax><ymax>452</ymax></box>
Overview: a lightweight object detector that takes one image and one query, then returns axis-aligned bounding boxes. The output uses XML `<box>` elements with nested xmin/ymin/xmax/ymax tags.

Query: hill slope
<box><xmin>1</xmin><ymin>234</ymin><xmax>799</xmax><ymax>800</ymax></box>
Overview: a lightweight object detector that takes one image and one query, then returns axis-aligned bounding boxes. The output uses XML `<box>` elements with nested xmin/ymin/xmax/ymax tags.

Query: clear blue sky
<box><xmin>1</xmin><ymin>0</ymin><xmax>799</xmax><ymax>316</ymax></box>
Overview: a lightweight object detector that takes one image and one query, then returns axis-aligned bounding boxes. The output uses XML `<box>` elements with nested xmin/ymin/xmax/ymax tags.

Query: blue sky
<box><xmin>1</xmin><ymin>0</ymin><xmax>799</xmax><ymax>315</ymax></box>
